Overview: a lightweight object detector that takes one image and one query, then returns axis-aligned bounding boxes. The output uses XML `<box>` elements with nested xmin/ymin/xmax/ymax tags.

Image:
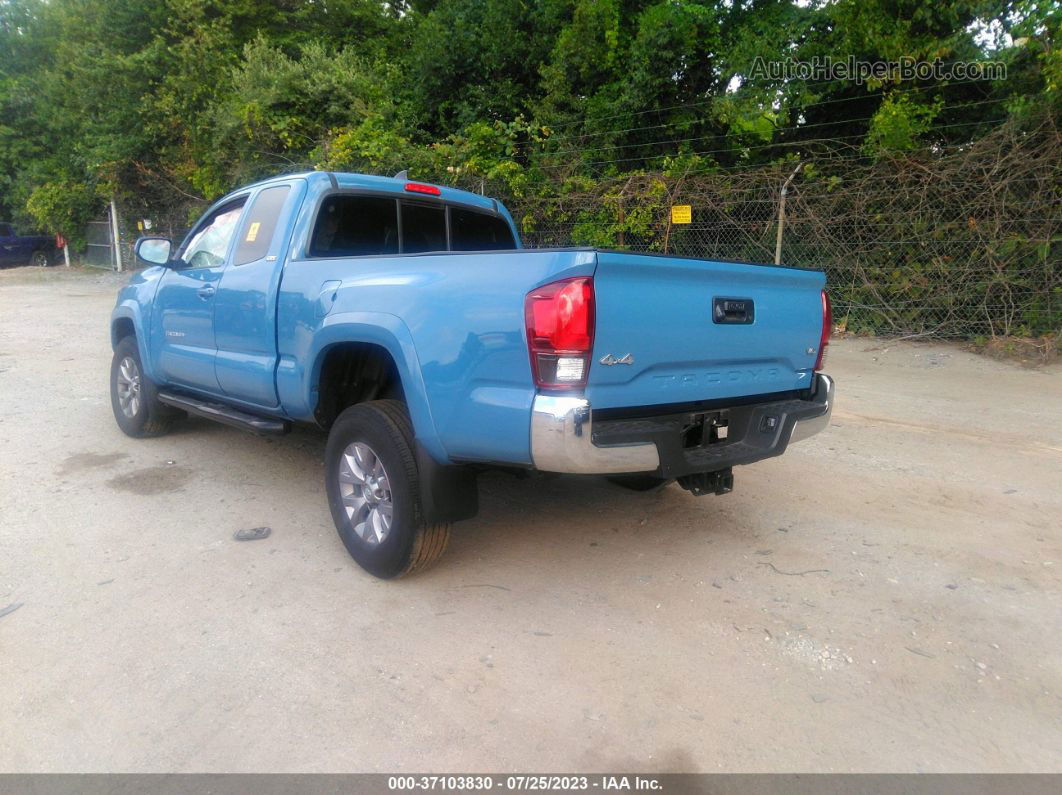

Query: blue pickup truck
<box><xmin>110</xmin><ymin>171</ymin><xmax>833</xmax><ymax>578</ymax></box>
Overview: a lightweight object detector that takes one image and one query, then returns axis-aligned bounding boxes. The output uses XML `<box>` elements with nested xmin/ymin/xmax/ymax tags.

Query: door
<box><xmin>149</xmin><ymin>197</ymin><xmax>247</xmax><ymax>393</ymax></box>
<box><xmin>0</xmin><ymin>223</ymin><xmax>17</xmax><ymax>266</ymax></box>
<box><xmin>213</xmin><ymin>182</ymin><xmax>300</xmax><ymax>407</ymax></box>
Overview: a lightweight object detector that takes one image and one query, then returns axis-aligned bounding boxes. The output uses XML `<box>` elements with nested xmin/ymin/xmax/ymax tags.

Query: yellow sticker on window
<box><xmin>670</xmin><ymin>205</ymin><xmax>692</xmax><ymax>224</ymax></box>
<box><xmin>246</xmin><ymin>222</ymin><xmax>261</xmax><ymax>242</ymax></box>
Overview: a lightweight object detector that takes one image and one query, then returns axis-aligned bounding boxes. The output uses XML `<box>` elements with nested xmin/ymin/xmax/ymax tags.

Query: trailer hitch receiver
<box><xmin>677</xmin><ymin>468</ymin><xmax>734</xmax><ymax>496</ymax></box>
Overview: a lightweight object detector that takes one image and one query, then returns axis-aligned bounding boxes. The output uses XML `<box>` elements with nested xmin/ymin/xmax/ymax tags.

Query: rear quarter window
<box><xmin>450</xmin><ymin>207</ymin><xmax>515</xmax><ymax>251</ymax></box>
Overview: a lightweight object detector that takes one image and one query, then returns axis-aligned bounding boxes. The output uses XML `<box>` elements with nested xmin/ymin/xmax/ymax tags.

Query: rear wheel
<box><xmin>606</xmin><ymin>474</ymin><xmax>674</xmax><ymax>492</ymax></box>
<box><xmin>325</xmin><ymin>400</ymin><xmax>450</xmax><ymax>578</ymax></box>
<box><xmin>109</xmin><ymin>336</ymin><xmax>178</xmax><ymax>437</ymax></box>
<box><xmin>30</xmin><ymin>250</ymin><xmax>49</xmax><ymax>267</ymax></box>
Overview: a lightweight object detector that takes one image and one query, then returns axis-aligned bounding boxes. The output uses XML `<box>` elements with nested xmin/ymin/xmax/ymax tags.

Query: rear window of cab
<box><xmin>309</xmin><ymin>194</ymin><xmax>515</xmax><ymax>258</ymax></box>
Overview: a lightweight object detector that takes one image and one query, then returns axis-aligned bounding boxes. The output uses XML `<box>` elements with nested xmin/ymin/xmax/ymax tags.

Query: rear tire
<box><xmin>325</xmin><ymin>400</ymin><xmax>451</xmax><ymax>578</ymax></box>
<box><xmin>30</xmin><ymin>250</ymin><xmax>49</xmax><ymax>267</ymax></box>
<box><xmin>110</xmin><ymin>336</ymin><xmax>178</xmax><ymax>437</ymax></box>
<box><xmin>606</xmin><ymin>474</ymin><xmax>674</xmax><ymax>492</ymax></box>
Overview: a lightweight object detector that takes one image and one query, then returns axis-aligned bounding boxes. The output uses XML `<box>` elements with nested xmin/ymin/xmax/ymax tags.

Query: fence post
<box><xmin>616</xmin><ymin>176</ymin><xmax>633</xmax><ymax>249</ymax></box>
<box><xmin>774</xmin><ymin>162</ymin><xmax>802</xmax><ymax>266</ymax></box>
<box><xmin>109</xmin><ymin>197</ymin><xmax>124</xmax><ymax>273</ymax></box>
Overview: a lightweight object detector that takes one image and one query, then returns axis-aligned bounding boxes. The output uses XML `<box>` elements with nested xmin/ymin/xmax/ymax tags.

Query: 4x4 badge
<box><xmin>599</xmin><ymin>353</ymin><xmax>634</xmax><ymax>366</ymax></box>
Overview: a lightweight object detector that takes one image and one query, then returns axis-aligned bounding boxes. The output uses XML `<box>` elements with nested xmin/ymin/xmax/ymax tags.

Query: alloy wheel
<box><xmin>337</xmin><ymin>442</ymin><xmax>394</xmax><ymax>545</ymax></box>
<box><xmin>115</xmin><ymin>356</ymin><xmax>142</xmax><ymax>418</ymax></box>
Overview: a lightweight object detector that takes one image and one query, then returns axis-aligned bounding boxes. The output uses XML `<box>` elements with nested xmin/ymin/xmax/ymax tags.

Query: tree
<box><xmin>0</xmin><ymin>0</ymin><xmax>1055</xmax><ymax>239</ymax></box>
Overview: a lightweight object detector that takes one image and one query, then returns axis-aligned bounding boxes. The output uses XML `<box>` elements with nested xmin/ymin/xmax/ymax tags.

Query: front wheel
<box><xmin>325</xmin><ymin>400</ymin><xmax>451</xmax><ymax>578</ymax></box>
<box><xmin>109</xmin><ymin>336</ymin><xmax>178</xmax><ymax>437</ymax></box>
<box><xmin>30</xmin><ymin>250</ymin><xmax>49</xmax><ymax>267</ymax></box>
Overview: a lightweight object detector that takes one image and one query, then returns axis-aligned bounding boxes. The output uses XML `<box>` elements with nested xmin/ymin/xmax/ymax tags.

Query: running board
<box><xmin>158</xmin><ymin>392</ymin><xmax>290</xmax><ymax>435</ymax></box>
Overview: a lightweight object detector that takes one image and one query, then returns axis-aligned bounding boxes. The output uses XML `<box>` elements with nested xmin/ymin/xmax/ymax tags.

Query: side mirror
<box><xmin>135</xmin><ymin>237</ymin><xmax>172</xmax><ymax>267</ymax></box>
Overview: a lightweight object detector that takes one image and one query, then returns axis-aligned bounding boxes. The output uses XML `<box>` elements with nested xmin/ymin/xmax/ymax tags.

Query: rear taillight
<box><xmin>814</xmin><ymin>289</ymin><xmax>832</xmax><ymax>371</ymax></box>
<box><xmin>525</xmin><ymin>277</ymin><xmax>594</xmax><ymax>389</ymax></box>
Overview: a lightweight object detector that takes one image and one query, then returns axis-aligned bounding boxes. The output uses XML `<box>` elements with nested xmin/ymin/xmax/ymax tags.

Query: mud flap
<box><xmin>415</xmin><ymin>443</ymin><xmax>480</xmax><ymax>523</ymax></box>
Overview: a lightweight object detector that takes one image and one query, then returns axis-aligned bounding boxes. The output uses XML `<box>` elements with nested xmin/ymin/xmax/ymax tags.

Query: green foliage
<box><xmin>406</xmin><ymin>0</ymin><xmax>561</xmax><ymax>135</ymax></box>
<box><xmin>0</xmin><ymin>0</ymin><xmax>1056</xmax><ymax>287</ymax></box>
<box><xmin>213</xmin><ymin>37</ymin><xmax>404</xmax><ymax>184</ymax></box>
<box><xmin>319</xmin><ymin>117</ymin><xmax>421</xmax><ymax>175</ymax></box>
<box><xmin>863</xmin><ymin>96</ymin><xmax>944</xmax><ymax>155</ymax></box>
<box><xmin>25</xmin><ymin>180</ymin><xmax>102</xmax><ymax>248</ymax></box>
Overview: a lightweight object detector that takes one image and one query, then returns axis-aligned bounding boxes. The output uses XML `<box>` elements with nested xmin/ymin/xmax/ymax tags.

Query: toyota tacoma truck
<box><xmin>110</xmin><ymin>171</ymin><xmax>834</xmax><ymax>578</ymax></box>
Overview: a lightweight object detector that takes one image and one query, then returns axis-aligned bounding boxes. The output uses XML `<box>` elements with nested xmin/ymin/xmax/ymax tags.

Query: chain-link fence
<box><xmin>486</xmin><ymin>116</ymin><xmax>1061</xmax><ymax>339</ymax></box>
<box><xmin>84</xmin><ymin>219</ymin><xmax>115</xmax><ymax>270</ymax></box>
<box><xmin>105</xmin><ymin>116</ymin><xmax>1058</xmax><ymax>340</ymax></box>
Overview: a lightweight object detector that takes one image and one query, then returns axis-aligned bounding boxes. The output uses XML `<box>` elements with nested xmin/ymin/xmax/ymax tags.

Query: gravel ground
<box><xmin>1</xmin><ymin>266</ymin><xmax>1060</xmax><ymax>773</ymax></box>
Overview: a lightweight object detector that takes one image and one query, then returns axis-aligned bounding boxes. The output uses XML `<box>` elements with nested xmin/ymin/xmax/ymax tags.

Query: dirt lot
<box><xmin>1</xmin><ymin>266</ymin><xmax>1060</xmax><ymax>773</ymax></box>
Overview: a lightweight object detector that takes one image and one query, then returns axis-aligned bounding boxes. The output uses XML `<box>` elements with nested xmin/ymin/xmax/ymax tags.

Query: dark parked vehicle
<box><xmin>0</xmin><ymin>222</ymin><xmax>57</xmax><ymax>267</ymax></box>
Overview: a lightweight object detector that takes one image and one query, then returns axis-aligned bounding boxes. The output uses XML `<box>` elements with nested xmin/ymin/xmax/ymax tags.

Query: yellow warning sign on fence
<box><xmin>671</xmin><ymin>205</ymin><xmax>692</xmax><ymax>224</ymax></box>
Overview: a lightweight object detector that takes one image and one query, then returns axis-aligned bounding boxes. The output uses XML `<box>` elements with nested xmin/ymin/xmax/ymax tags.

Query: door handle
<box><xmin>197</xmin><ymin>285</ymin><xmax>216</xmax><ymax>300</ymax></box>
<box><xmin>712</xmin><ymin>297</ymin><xmax>754</xmax><ymax>325</ymax></box>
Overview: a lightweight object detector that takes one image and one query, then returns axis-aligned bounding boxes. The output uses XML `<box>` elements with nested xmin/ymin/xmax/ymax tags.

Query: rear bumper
<box><xmin>530</xmin><ymin>373</ymin><xmax>834</xmax><ymax>476</ymax></box>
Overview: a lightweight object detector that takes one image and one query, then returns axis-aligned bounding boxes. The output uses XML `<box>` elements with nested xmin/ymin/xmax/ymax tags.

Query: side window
<box><xmin>401</xmin><ymin>202</ymin><xmax>446</xmax><ymax>254</ymax></box>
<box><xmin>310</xmin><ymin>195</ymin><xmax>398</xmax><ymax>257</ymax></box>
<box><xmin>180</xmin><ymin>199</ymin><xmax>247</xmax><ymax>269</ymax></box>
<box><xmin>0</xmin><ymin>223</ymin><xmax>14</xmax><ymax>236</ymax></box>
<box><xmin>450</xmin><ymin>207</ymin><xmax>516</xmax><ymax>251</ymax></box>
<box><xmin>233</xmin><ymin>186</ymin><xmax>290</xmax><ymax>266</ymax></box>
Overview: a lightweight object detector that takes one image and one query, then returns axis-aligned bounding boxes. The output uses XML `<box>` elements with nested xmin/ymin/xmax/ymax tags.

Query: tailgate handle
<box><xmin>713</xmin><ymin>297</ymin><xmax>754</xmax><ymax>325</ymax></box>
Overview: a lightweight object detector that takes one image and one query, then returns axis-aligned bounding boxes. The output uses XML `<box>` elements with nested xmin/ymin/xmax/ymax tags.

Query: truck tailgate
<box><xmin>586</xmin><ymin>251</ymin><xmax>826</xmax><ymax>410</ymax></box>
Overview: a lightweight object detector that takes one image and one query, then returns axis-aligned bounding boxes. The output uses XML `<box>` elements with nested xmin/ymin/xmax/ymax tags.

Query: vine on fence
<box><xmin>113</xmin><ymin>115</ymin><xmax>1059</xmax><ymax>340</ymax></box>
<box><xmin>473</xmin><ymin>116</ymin><xmax>1060</xmax><ymax>339</ymax></box>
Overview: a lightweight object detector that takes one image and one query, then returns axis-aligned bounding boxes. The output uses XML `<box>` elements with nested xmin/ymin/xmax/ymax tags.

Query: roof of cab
<box><xmin>245</xmin><ymin>170</ymin><xmax>498</xmax><ymax>213</ymax></box>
